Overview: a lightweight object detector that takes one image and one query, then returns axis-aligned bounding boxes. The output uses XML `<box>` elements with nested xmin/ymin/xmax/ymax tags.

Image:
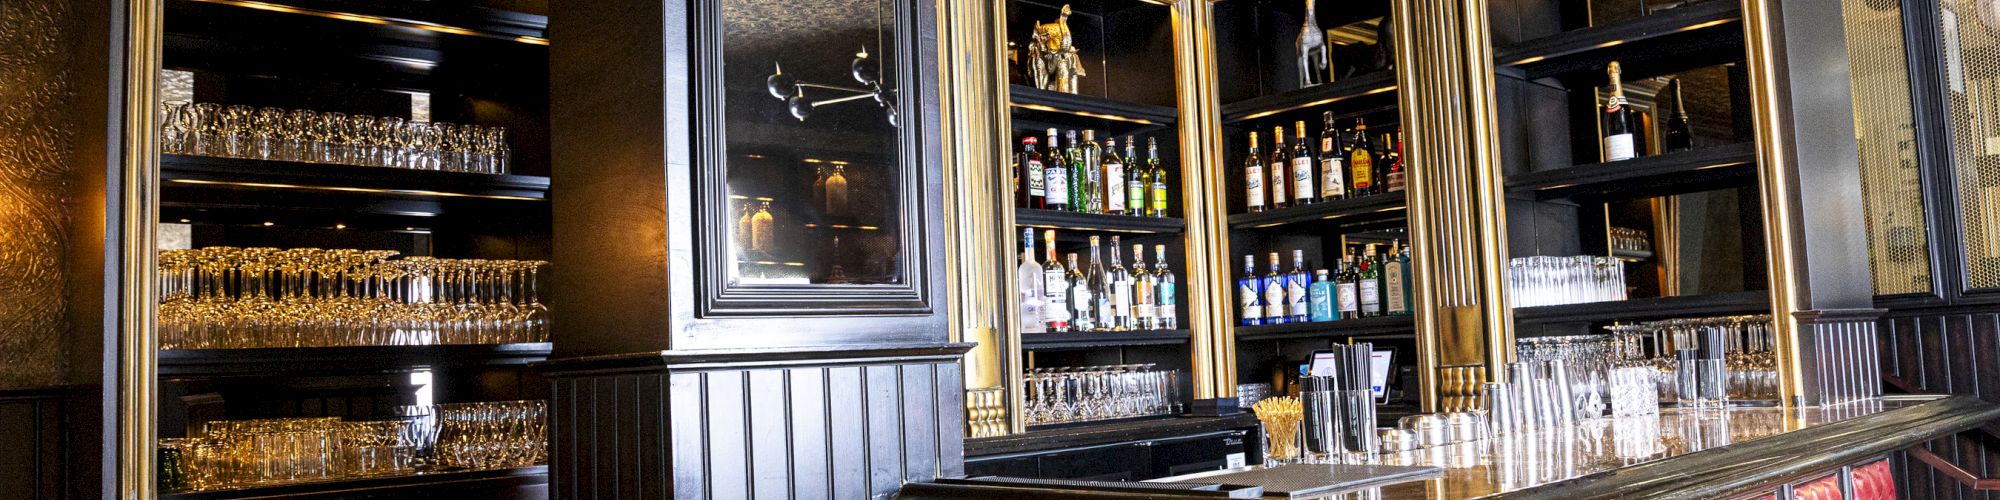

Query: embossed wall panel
<box><xmin>0</xmin><ymin>0</ymin><xmax>80</xmax><ymax>390</ymax></box>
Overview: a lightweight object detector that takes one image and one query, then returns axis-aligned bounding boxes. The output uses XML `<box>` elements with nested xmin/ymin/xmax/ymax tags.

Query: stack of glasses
<box><xmin>1022</xmin><ymin>364</ymin><xmax>1183</xmax><ymax>426</ymax></box>
<box><xmin>1292</xmin><ymin>343</ymin><xmax>1379</xmax><ymax>462</ymax></box>
<box><xmin>159</xmin><ymin>247</ymin><xmax>551</xmax><ymax>349</ymax></box>
<box><xmin>1507</xmin><ymin>256</ymin><xmax>1627</xmax><ymax>307</ymax></box>
<box><xmin>159</xmin><ymin>101</ymin><xmax>513</xmax><ymax>174</ymax></box>
<box><xmin>1604</xmin><ymin>315</ymin><xmax>1777</xmax><ymax>404</ymax></box>
<box><xmin>1480</xmin><ymin>358</ymin><xmax>1617</xmax><ymax>438</ymax></box>
<box><xmin>155</xmin><ymin>400</ymin><xmax>549</xmax><ymax>493</ymax></box>
<box><xmin>432</xmin><ymin>400</ymin><xmax>550</xmax><ymax>470</ymax></box>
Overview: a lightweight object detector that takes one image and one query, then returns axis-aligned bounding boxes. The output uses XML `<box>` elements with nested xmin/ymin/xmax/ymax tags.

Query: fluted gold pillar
<box><xmin>122</xmin><ymin>0</ymin><xmax>164</xmax><ymax>495</ymax></box>
<box><xmin>938</xmin><ymin>0</ymin><xmax>1019</xmax><ymax>433</ymax></box>
<box><xmin>1173</xmin><ymin>0</ymin><xmax>1237</xmax><ymax>407</ymax></box>
<box><xmin>1392</xmin><ymin>0</ymin><xmax>1512</xmax><ymax>413</ymax></box>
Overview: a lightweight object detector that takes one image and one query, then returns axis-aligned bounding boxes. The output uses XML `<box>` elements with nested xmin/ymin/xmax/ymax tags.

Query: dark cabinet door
<box><xmin>1147</xmin><ymin>430</ymin><xmax>1249</xmax><ymax>479</ymax></box>
<box><xmin>678</xmin><ymin>0</ymin><xmax>946</xmax><ymax>349</ymax></box>
<box><xmin>1036</xmin><ymin>443</ymin><xmax>1150</xmax><ymax>481</ymax></box>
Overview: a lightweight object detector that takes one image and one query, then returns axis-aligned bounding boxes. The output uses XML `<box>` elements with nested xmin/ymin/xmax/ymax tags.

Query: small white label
<box><xmin>1360</xmin><ymin>280</ymin><xmax>1380</xmax><ymax>312</ymax></box>
<box><xmin>1263</xmin><ymin>279</ymin><xmax>1286</xmax><ymax>319</ymax></box>
<box><xmin>1287</xmin><ymin>280</ymin><xmax>1308</xmax><ymax>317</ymax></box>
<box><xmin>1244</xmin><ymin>166</ymin><xmax>1265</xmax><ymax>209</ymax></box>
<box><xmin>1045</xmin><ymin>168</ymin><xmax>1069</xmax><ymax>205</ymax></box>
<box><xmin>1605</xmin><ymin>133</ymin><xmax>1636</xmax><ymax>161</ymax></box>
<box><xmin>1105</xmin><ymin>163</ymin><xmax>1126</xmax><ymax>212</ymax></box>
<box><xmin>1026</xmin><ymin>159</ymin><xmax>1044</xmax><ymax>196</ymax></box>
<box><xmin>1268</xmin><ymin>164</ymin><xmax>1288</xmax><ymax>204</ymax></box>
<box><xmin>1321</xmin><ymin>158</ymin><xmax>1346</xmax><ymax>199</ymax></box>
<box><xmin>1292</xmin><ymin>158</ymin><xmax>1315</xmax><ymax>202</ymax></box>
<box><xmin>1337</xmin><ymin>283</ymin><xmax>1358</xmax><ymax>313</ymax></box>
<box><xmin>1225</xmin><ymin>453</ymin><xmax>1247</xmax><ymax>469</ymax></box>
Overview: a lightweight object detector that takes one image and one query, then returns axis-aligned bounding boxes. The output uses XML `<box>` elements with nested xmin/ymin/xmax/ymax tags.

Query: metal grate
<box><xmin>1937</xmin><ymin>0</ymin><xmax>2000</xmax><ymax>289</ymax></box>
<box><xmin>1843</xmin><ymin>0</ymin><xmax>1932</xmax><ymax>295</ymax></box>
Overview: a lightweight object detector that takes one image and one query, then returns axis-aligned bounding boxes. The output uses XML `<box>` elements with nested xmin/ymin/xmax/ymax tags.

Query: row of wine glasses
<box><xmin>433</xmin><ymin>400</ymin><xmax>549</xmax><ymax>470</ymax></box>
<box><xmin>1508</xmin><ymin>256</ymin><xmax>1627</xmax><ymax>308</ymax></box>
<box><xmin>158</xmin><ymin>247</ymin><xmax>550</xmax><ymax>349</ymax></box>
<box><xmin>158</xmin><ymin>417</ymin><xmax>413</xmax><ymax>492</ymax></box>
<box><xmin>159</xmin><ymin>101</ymin><xmax>512</xmax><ymax>174</ymax></box>
<box><xmin>1605</xmin><ymin>315</ymin><xmax>1778</xmax><ymax>401</ymax></box>
<box><xmin>1023</xmin><ymin>364</ymin><xmax>1183</xmax><ymax>426</ymax></box>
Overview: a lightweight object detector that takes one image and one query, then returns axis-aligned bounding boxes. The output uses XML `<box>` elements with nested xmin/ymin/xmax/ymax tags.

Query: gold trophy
<box><xmin>1028</xmin><ymin>5</ymin><xmax>1086</xmax><ymax>93</ymax></box>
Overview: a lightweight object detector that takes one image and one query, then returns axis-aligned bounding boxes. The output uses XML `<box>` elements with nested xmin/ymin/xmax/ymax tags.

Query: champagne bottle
<box><xmin>1664</xmin><ymin>77</ymin><xmax>1694</xmax><ymax>153</ymax></box>
<box><xmin>1292</xmin><ymin>121</ymin><xmax>1316</xmax><ymax>206</ymax></box>
<box><xmin>1263</xmin><ymin>252</ymin><xmax>1288</xmax><ymax>325</ymax></box>
<box><xmin>1240</xmin><ymin>254</ymin><xmax>1263</xmax><ymax>326</ymax></box>
<box><xmin>1044</xmin><ymin>128</ymin><xmax>1070</xmax><ymax>211</ymax></box>
<box><xmin>1021</xmin><ymin>136</ymin><xmax>1045</xmax><ymax>209</ymax></box>
<box><xmin>1270</xmin><ymin>127</ymin><xmax>1291</xmax><ymax>210</ymax></box>
<box><xmin>1147</xmin><ymin>137</ymin><xmax>1170</xmax><ymax>217</ymax></box>
<box><xmin>1603</xmin><ymin>61</ymin><xmax>1637</xmax><ymax>162</ymax></box>
<box><xmin>1319</xmin><ymin>112</ymin><xmax>1348</xmax><ymax>201</ymax></box>
<box><xmin>1349</xmin><ymin>119</ymin><xmax>1376</xmax><ymax>196</ymax></box>
<box><xmin>1245</xmin><ymin>132</ymin><xmax>1267</xmax><ymax>212</ymax></box>
<box><xmin>1155</xmin><ymin>245</ymin><xmax>1177</xmax><ymax>329</ymax></box>
<box><xmin>1042</xmin><ymin>230</ymin><xmax>1070</xmax><ymax>331</ymax></box>
<box><xmin>1018</xmin><ymin>228</ymin><xmax>1046</xmax><ymax>333</ymax></box>
<box><xmin>1103</xmin><ymin>137</ymin><xmax>1127</xmax><ymax>215</ymax></box>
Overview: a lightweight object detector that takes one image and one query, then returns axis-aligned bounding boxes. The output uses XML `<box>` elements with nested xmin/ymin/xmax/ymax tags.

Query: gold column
<box><xmin>1173</xmin><ymin>0</ymin><xmax>1236</xmax><ymax>403</ymax></box>
<box><xmin>938</xmin><ymin>0</ymin><xmax>1018</xmax><ymax>433</ymax></box>
<box><xmin>1739</xmin><ymin>0</ymin><xmax>1808</xmax><ymax>406</ymax></box>
<box><xmin>1392</xmin><ymin>0</ymin><xmax>1512</xmax><ymax>412</ymax></box>
<box><xmin>121</xmin><ymin>0</ymin><xmax>164</xmax><ymax>495</ymax></box>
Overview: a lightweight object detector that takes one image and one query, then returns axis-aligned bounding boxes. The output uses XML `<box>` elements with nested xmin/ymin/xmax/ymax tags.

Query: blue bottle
<box><xmin>1308</xmin><ymin>269</ymin><xmax>1335</xmax><ymax>322</ymax></box>
<box><xmin>1240</xmin><ymin>255</ymin><xmax>1263</xmax><ymax>326</ymax></box>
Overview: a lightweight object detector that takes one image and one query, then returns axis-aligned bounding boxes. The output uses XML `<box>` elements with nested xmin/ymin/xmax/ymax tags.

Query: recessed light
<box><xmin>178</xmin><ymin>219</ymin><xmax>190</xmax><ymax>223</ymax></box>
<box><xmin>335</xmin><ymin>223</ymin><xmax>347</xmax><ymax>229</ymax></box>
<box><xmin>263</xmin><ymin>222</ymin><xmax>275</xmax><ymax>226</ymax></box>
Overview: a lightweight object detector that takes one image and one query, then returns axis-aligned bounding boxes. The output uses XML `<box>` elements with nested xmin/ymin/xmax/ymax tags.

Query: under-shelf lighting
<box><xmin>167</xmin><ymin>178</ymin><xmax>544</xmax><ymax>201</ymax></box>
<box><xmin>1235</xmin><ymin>84</ymin><xmax>1397</xmax><ymax>122</ymax></box>
<box><xmin>1008</xmin><ymin>102</ymin><xmax>1158</xmax><ymax>125</ymax></box>
<box><xmin>188</xmin><ymin>0</ymin><xmax>551</xmax><ymax>45</ymax></box>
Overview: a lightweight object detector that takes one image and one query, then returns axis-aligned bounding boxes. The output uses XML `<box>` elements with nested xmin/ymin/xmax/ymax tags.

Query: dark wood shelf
<box><xmin>163</xmin><ymin>154</ymin><xmax>550</xmax><ymax>200</ymax></box>
<box><xmin>1495</xmin><ymin>0</ymin><xmax>1742</xmax><ymax>79</ymax></box>
<box><xmin>967</xmin><ymin>413</ymin><xmax>1261</xmax><ymax>457</ymax></box>
<box><xmin>1234</xmin><ymin>315</ymin><xmax>1415</xmax><ymax>342</ymax></box>
<box><xmin>1226</xmin><ymin>191</ymin><xmax>1406</xmax><ymax>230</ymax></box>
<box><xmin>1512</xmin><ymin>290</ymin><xmax>1770</xmax><ymax>327</ymax></box>
<box><xmin>159</xmin><ymin>343</ymin><xmax>552</xmax><ymax>377</ymax></box>
<box><xmin>1009</xmin><ymin>85</ymin><xmax>1179</xmax><ymax>126</ymax></box>
<box><xmin>1016</xmin><ymin>208</ymin><xmax>1184</xmax><ymax>234</ymax></box>
<box><xmin>1020</xmin><ymin>329</ymin><xmax>1190</xmax><ymax>351</ymax></box>
<box><xmin>1504</xmin><ymin>142</ymin><xmax>1757</xmax><ymax>201</ymax></box>
<box><xmin>1219</xmin><ymin>71</ymin><xmax>1398</xmax><ymax>124</ymax></box>
<box><xmin>160</xmin><ymin>465</ymin><xmax>547</xmax><ymax>500</ymax></box>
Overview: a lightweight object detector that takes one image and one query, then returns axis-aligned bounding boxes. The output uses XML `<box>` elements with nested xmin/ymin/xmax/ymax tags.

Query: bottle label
<box><xmin>1245</xmin><ymin>166</ymin><xmax>1265</xmax><ymax>208</ymax></box>
<box><xmin>1337</xmin><ymin>283</ymin><xmax>1358</xmax><ymax>313</ymax></box>
<box><xmin>1150</xmin><ymin>181</ymin><xmax>1169</xmax><ymax>215</ymax></box>
<box><xmin>1044</xmin><ymin>271</ymin><xmax>1070</xmax><ymax>321</ymax></box>
<box><xmin>1113</xmin><ymin>278</ymin><xmax>1132</xmax><ymax>317</ymax></box>
<box><xmin>1019</xmin><ymin>293</ymin><xmax>1044</xmax><ymax>333</ymax></box>
<box><xmin>1351</xmin><ymin>153</ymin><xmax>1374</xmax><ymax>188</ymax></box>
<box><xmin>1159</xmin><ymin>282</ymin><xmax>1177</xmax><ymax>325</ymax></box>
<box><xmin>1268</xmin><ymin>164</ymin><xmax>1287</xmax><ymax>204</ymax></box>
<box><xmin>1309</xmin><ymin>283</ymin><xmax>1334</xmax><ymax>321</ymax></box>
<box><xmin>1096</xmin><ymin>294</ymin><xmax>1115</xmax><ymax>327</ymax></box>
<box><xmin>1133</xmin><ymin>279</ymin><xmax>1153</xmax><ymax>321</ymax></box>
<box><xmin>1239</xmin><ymin>281</ymin><xmax>1262</xmax><ymax>321</ymax></box>
<box><xmin>1045</xmin><ymin>167</ymin><xmax>1069</xmax><ymax>205</ymax></box>
<box><xmin>1026</xmin><ymin>159</ymin><xmax>1045</xmax><ymax>197</ymax></box>
<box><xmin>1127</xmin><ymin>180</ymin><xmax>1147</xmax><ymax>215</ymax></box>
<box><xmin>1387</xmin><ymin>171</ymin><xmax>1405</xmax><ymax>192</ymax></box>
<box><xmin>1105</xmin><ymin>163</ymin><xmax>1126</xmax><ymax>212</ymax></box>
<box><xmin>1321</xmin><ymin>157</ymin><xmax>1346</xmax><ymax>199</ymax></box>
<box><xmin>1291</xmin><ymin>158</ymin><xmax>1314</xmax><ymax>202</ymax></box>
<box><xmin>1605</xmin><ymin>134</ymin><xmax>1635</xmax><ymax>161</ymax></box>
<box><xmin>1359</xmin><ymin>280</ymin><xmax>1380</xmax><ymax>312</ymax></box>
<box><xmin>1385</xmin><ymin>263</ymin><xmax>1406</xmax><ymax>314</ymax></box>
<box><xmin>1287</xmin><ymin>278</ymin><xmax>1308</xmax><ymax>317</ymax></box>
<box><xmin>1263</xmin><ymin>277</ymin><xmax>1286</xmax><ymax>319</ymax></box>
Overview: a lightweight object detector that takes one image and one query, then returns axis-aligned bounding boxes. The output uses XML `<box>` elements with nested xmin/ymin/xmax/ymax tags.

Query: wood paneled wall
<box><xmin>1881</xmin><ymin>309</ymin><xmax>2000</xmax><ymax>498</ymax></box>
<box><xmin>0</xmin><ymin>389</ymin><xmax>68</xmax><ymax>498</ymax></box>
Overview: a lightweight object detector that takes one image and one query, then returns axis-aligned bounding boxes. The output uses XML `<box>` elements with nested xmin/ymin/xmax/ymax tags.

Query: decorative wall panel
<box><xmin>1841</xmin><ymin>0</ymin><xmax>1932</xmax><ymax>296</ymax></box>
<box><xmin>1937</xmin><ymin>0</ymin><xmax>2000</xmax><ymax>290</ymax></box>
<box><xmin>0</xmin><ymin>0</ymin><xmax>79</xmax><ymax>390</ymax></box>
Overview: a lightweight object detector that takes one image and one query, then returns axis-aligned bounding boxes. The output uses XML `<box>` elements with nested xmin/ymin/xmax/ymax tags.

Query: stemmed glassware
<box><xmin>1022</xmin><ymin>364</ymin><xmax>1182</xmax><ymax>426</ymax></box>
<box><xmin>157</xmin><ymin>101</ymin><xmax>512</xmax><ymax>174</ymax></box>
<box><xmin>159</xmin><ymin>246</ymin><xmax>551</xmax><ymax>349</ymax></box>
<box><xmin>156</xmin><ymin>401</ymin><xmax>548</xmax><ymax>493</ymax></box>
<box><xmin>1600</xmin><ymin>315</ymin><xmax>1778</xmax><ymax>402</ymax></box>
<box><xmin>1507</xmin><ymin>255</ymin><xmax>1628</xmax><ymax>307</ymax></box>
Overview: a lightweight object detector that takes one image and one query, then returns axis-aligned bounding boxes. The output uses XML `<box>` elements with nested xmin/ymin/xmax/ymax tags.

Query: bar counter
<box><xmin>1155</xmin><ymin>395</ymin><xmax>1997</xmax><ymax>499</ymax></box>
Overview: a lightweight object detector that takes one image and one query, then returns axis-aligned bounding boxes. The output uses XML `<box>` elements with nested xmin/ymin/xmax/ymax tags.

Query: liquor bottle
<box><xmin>812</xmin><ymin>165</ymin><xmax>828</xmax><ymax>210</ymax></box>
<box><xmin>1109</xmin><ymin>236</ymin><xmax>1133</xmax><ymax>330</ymax></box>
<box><xmin>1147</xmin><ymin>137</ymin><xmax>1169</xmax><ymax>217</ymax></box>
<box><xmin>1081</xmin><ymin>130</ymin><xmax>1104</xmax><ymax>213</ymax></box>
<box><xmin>1263</xmin><ymin>252</ymin><xmax>1288</xmax><ymax>325</ymax></box>
<box><xmin>825</xmin><ymin>166</ymin><xmax>849</xmax><ymax>216</ymax></box>
<box><xmin>1319</xmin><ymin>112</ymin><xmax>1348</xmax><ymax>201</ymax></box>
<box><xmin>1044</xmin><ymin>129</ymin><xmax>1070</xmax><ymax>211</ymax></box>
<box><xmin>1291</xmin><ymin>121</ymin><xmax>1316</xmax><ymax>206</ymax></box>
<box><xmin>1103</xmin><ymin>137</ymin><xmax>1128</xmax><ymax>215</ymax></box>
<box><xmin>1287</xmin><ymin>249</ymin><xmax>1310</xmax><ymax>323</ymax></box>
<box><xmin>1336</xmin><ymin>255</ymin><xmax>1359</xmax><ymax>320</ymax></box>
<box><xmin>1018</xmin><ymin>228</ymin><xmax>1047</xmax><ymax>333</ymax></box>
<box><xmin>1245</xmin><ymin>132</ymin><xmax>1267</xmax><ymax>212</ymax></box>
<box><xmin>1067</xmin><ymin>130</ymin><xmax>1087</xmax><ymax>212</ymax></box>
<box><xmin>1155</xmin><ymin>245</ymin><xmax>1178</xmax><ymax>329</ymax></box>
<box><xmin>750</xmin><ymin>200</ymin><xmax>775</xmax><ymax>251</ymax></box>
<box><xmin>1349</xmin><ymin>119</ymin><xmax>1376</xmax><ymax>196</ymax></box>
<box><xmin>1603</xmin><ymin>61</ymin><xmax>1637</xmax><ymax>162</ymax></box>
<box><xmin>1021</xmin><ymin>136</ymin><xmax>1045</xmax><ymax>209</ymax></box>
<box><xmin>1088</xmin><ymin>235</ymin><xmax>1112</xmax><ymax>330</ymax></box>
<box><xmin>1240</xmin><ymin>255</ymin><xmax>1263</xmax><ymax>326</ymax></box>
<box><xmin>1664</xmin><ymin>77</ymin><xmax>1694</xmax><ymax>153</ymax></box>
<box><xmin>1385</xmin><ymin>132</ymin><xmax>1406</xmax><ymax>193</ymax></box>
<box><xmin>1270</xmin><ymin>127</ymin><xmax>1291</xmax><ymax>210</ymax></box>
<box><xmin>1124</xmin><ymin>138</ymin><xmax>1147</xmax><ymax>217</ymax></box>
<box><xmin>1042</xmin><ymin>230</ymin><xmax>1070</xmax><ymax>331</ymax></box>
<box><xmin>736</xmin><ymin>201</ymin><xmax>754</xmax><ymax>251</ymax></box>
<box><xmin>1132</xmin><ymin>243</ymin><xmax>1155</xmax><ymax>330</ymax></box>
<box><xmin>1067</xmin><ymin>253</ymin><xmax>1094</xmax><ymax>332</ymax></box>
<box><xmin>1359</xmin><ymin>245</ymin><xmax>1382</xmax><ymax>318</ymax></box>
<box><xmin>1308</xmin><ymin>269</ymin><xmax>1334</xmax><ymax>322</ymax></box>
<box><xmin>1384</xmin><ymin>239</ymin><xmax>1410</xmax><ymax>316</ymax></box>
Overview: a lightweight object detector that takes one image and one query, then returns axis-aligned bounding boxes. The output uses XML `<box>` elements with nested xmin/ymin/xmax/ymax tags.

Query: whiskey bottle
<box><xmin>1385</xmin><ymin>132</ymin><xmax>1406</xmax><ymax>193</ymax></box>
<box><xmin>1018</xmin><ymin>228</ymin><xmax>1046</xmax><ymax>333</ymax></box>
<box><xmin>1021</xmin><ymin>136</ymin><xmax>1045</xmax><ymax>209</ymax></box>
<box><xmin>1044</xmin><ymin>129</ymin><xmax>1070</xmax><ymax>211</ymax></box>
<box><xmin>1263</xmin><ymin>252</ymin><xmax>1288</xmax><ymax>325</ymax></box>
<box><xmin>1155</xmin><ymin>245</ymin><xmax>1178</xmax><ymax>329</ymax></box>
<box><xmin>1603</xmin><ymin>61</ymin><xmax>1637</xmax><ymax>162</ymax></box>
<box><xmin>1287</xmin><ymin>249</ymin><xmax>1310</xmax><ymax>323</ymax></box>
<box><xmin>1042</xmin><ymin>230</ymin><xmax>1070</xmax><ymax>331</ymax></box>
<box><xmin>1664</xmin><ymin>77</ymin><xmax>1694</xmax><ymax>153</ymax></box>
<box><xmin>1240</xmin><ymin>254</ymin><xmax>1263</xmax><ymax>326</ymax></box>
<box><xmin>1132</xmin><ymin>243</ymin><xmax>1155</xmax><ymax>330</ymax></box>
<box><xmin>1245</xmin><ymin>132</ymin><xmax>1267</xmax><ymax>212</ymax></box>
<box><xmin>1270</xmin><ymin>127</ymin><xmax>1291</xmax><ymax>210</ymax></box>
<box><xmin>1147</xmin><ymin>137</ymin><xmax>1169</xmax><ymax>217</ymax></box>
<box><xmin>1349</xmin><ymin>119</ymin><xmax>1376</xmax><ymax>196</ymax></box>
<box><xmin>1103</xmin><ymin>137</ymin><xmax>1128</xmax><ymax>215</ymax></box>
<box><xmin>1109</xmin><ymin>236</ymin><xmax>1133</xmax><ymax>330</ymax></box>
<box><xmin>1319</xmin><ymin>112</ymin><xmax>1348</xmax><ymax>201</ymax></box>
<box><xmin>1125</xmin><ymin>137</ymin><xmax>1147</xmax><ymax>217</ymax></box>
<box><xmin>1067</xmin><ymin>253</ymin><xmax>1094</xmax><ymax>331</ymax></box>
<box><xmin>1291</xmin><ymin>121</ymin><xmax>1316</xmax><ymax>206</ymax></box>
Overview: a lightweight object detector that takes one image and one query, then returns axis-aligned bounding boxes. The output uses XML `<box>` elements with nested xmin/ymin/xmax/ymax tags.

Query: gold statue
<box><xmin>1028</xmin><ymin>5</ymin><xmax>1085</xmax><ymax>93</ymax></box>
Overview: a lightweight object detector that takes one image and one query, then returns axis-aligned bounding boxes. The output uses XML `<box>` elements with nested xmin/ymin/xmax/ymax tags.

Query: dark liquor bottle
<box><xmin>1021</xmin><ymin>136</ymin><xmax>1045</xmax><ymax>208</ymax></box>
<box><xmin>1103</xmin><ymin>137</ymin><xmax>1128</xmax><ymax>215</ymax></box>
<box><xmin>1270</xmin><ymin>127</ymin><xmax>1291</xmax><ymax>210</ymax></box>
<box><xmin>1603</xmin><ymin>61</ymin><xmax>1637</xmax><ymax>162</ymax></box>
<box><xmin>1147</xmin><ymin>137</ymin><xmax>1169</xmax><ymax>217</ymax></box>
<box><xmin>1125</xmin><ymin>137</ymin><xmax>1147</xmax><ymax>217</ymax></box>
<box><xmin>1349</xmin><ymin>119</ymin><xmax>1376</xmax><ymax>196</ymax></box>
<box><xmin>1245</xmin><ymin>132</ymin><xmax>1268</xmax><ymax>212</ymax></box>
<box><xmin>1385</xmin><ymin>131</ymin><xmax>1405</xmax><ymax>192</ymax></box>
<box><xmin>1263</xmin><ymin>252</ymin><xmax>1289</xmax><ymax>324</ymax></box>
<box><xmin>1664</xmin><ymin>77</ymin><xmax>1694</xmax><ymax>153</ymax></box>
<box><xmin>1319</xmin><ymin>112</ymin><xmax>1348</xmax><ymax>201</ymax></box>
<box><xmin>1335</xmin><ymin>254</ymin><xmax>1359</xmax><ymax>320</ymax></box>
<box><xmin>1041</xmin><ymin>230</ymin><xmax>1070</xmax><ymax>331</ymax></box>
<box><xmin>1240</xmin><ymin>254</ymin><xmax>1264</xmax><ymax>326</ymax></box>
<box><xmin>1291</xmin><ymin>121</ymin><xmax>1316</xmax><ymax>206</ymax></box>
<box><xmin>1044</xmin><ymin>129</ymin><xmax>1070</xmax><ymax>211</ymax></box>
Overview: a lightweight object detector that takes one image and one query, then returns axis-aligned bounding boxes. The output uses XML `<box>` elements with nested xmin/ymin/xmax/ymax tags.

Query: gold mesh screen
<box><xmin>1939</xmin><ymin>0</ymin><xmax>2000</xmax><ymax>289</ymax></box>
<box><xmin>1842</xmin><ymin>0</ymin><xmax>1931</xmax><ymax>295</ymax></box>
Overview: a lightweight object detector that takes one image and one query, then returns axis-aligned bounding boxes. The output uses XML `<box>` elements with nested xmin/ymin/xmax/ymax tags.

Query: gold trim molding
<box><xmin>938</xmin><ymin>0</ymin><xmax>1019</xmax><ymax>432</ymax></box>
<box><xmin>121</xmin><ymin>0</ymin><xmax>164</xmax><ymax>495</ymax></box>
<box><xmin>1173</xmin><ymin>0</ymin><xmax>1236</xmax><ymax>401</ymax></box>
